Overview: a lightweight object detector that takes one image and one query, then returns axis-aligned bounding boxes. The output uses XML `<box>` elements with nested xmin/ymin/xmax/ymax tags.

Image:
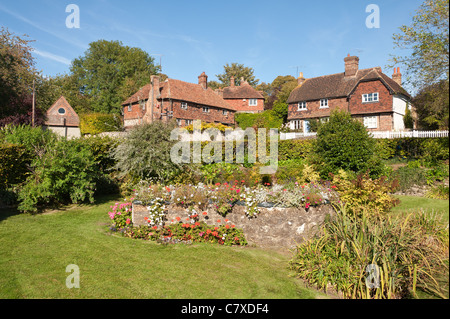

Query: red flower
<box><xmin>152</xmin><ymin>226</ymin><xmax>158</xmax><ymax>230</ymax></box>
<box><xmin>241</xmin><ymin>180</ymin><xmax>245</xmax><ymax>183</ymax></box>
<box><xmin>206</xmin><ymin>229</ymin><xmax>211</xmax><ymax>234</ymax></box>
<box><xmin>176</xmin><ymin>217</ymin><xmax>181</xmax><ymax>221</ymax></box>
<box><xmin>234</xmin><ymin>237</ymin><xmax>239</xmax><ymax>241</ymax></box>
<box><xmin>225</xmin><ymin>219</ymin><xmax>229</xmax><ymax>222</ymax></box>
<box><xmin>215</xmin><ymin>183</ymin><xmax>221</xmax><ymax>186</ymax></box>
<box><xmin>217</xmin><ymin>219</ymin><xmax>221</xmax><ymax>223</ymax></box>
<box><xmin>214</xmin><ymin>227</ymin><xmax>219</xmax><ymax>231</ymax></box>
<box><xmin>231</xmin><ymin>225</ymin><xmax>235</xmax><ymax>228</ymax></box>
<box><xmin>202</xmin><ymin>212</ymin><xmax>208</xmax><ymax>215</ymax></box>
<box><xmin>165</xmin><ymin>187</ymin><xmax>171</xmax><ymax>192</ymax></box>
<box><xmin>331</xmin><ymin>185</ymin><xmax>337</xmax><ymax>189</ymax></box>
<box><xmin>190</xmin><ymin>225</ymin><xmax>195</xmax><ymax>229</ymax></box>
<box><xmin>225</xmin><ymin>225</ymin><xmax>230</xmax><ymax>229</ymax></box>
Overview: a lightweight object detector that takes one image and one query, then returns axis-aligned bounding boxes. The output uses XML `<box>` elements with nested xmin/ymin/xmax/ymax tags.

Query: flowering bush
<box><xmin>108</xmin><ymin>200</ymin><xmax>133</xmax><ymax>230</ymax></box>
<box><xmin>208</xmin><ymin>181</ymin><xmax>242</xmax><ymax>216</ymax></box>
<box><xmin>122</xmin><ymin>218</ymin><xmax>247</xmax><ymax>246</ymax></box>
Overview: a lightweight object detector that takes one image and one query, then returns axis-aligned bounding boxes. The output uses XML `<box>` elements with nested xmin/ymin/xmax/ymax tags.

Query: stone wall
<box><xmin>132</xmin><ymin>202</ymin><xmax>335</xmax><ymax>251</ymax></box>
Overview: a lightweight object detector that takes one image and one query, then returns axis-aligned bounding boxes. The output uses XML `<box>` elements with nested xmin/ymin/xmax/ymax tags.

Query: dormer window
<box><xmin>362</xmin><ymin>93</ymin><xmax>379</xmax><ymax>103</ymax></box>
<box><xmin>202</xmin><ymin>106</ymin><xmax>210</xmax><ymax>113</ymax></box>
<box><xmin>139</xmin><ymin>100</ymin><xmax>146</xmax><ymax>110</ymax></box>
<box><xmin>181</xmin><ymin>102</ymin><xmax>188</xmax><ymax>110</ymax></box>
<box><xmin>128</xmin><ymin>104</ymin><xmax>132</xmax><ymax>112</ymax></box>
<box><xmin>297</xmin><ymin>101</ymin><xmax>307</xmax><ymax>111</ymax></box>
<box><xmin>222</xmin><ymin>109</ymin><xmax>228</xmax><ymax>116</ymax></box>
<box><xmin>320</xmin><ymin>99</ymin><xmax>328</xmax><ymax>108</ymax></box>
<box><xmin>249</xmin><ymin>99</ymin><xmax>257</xmax><ymax>106</ymax></box>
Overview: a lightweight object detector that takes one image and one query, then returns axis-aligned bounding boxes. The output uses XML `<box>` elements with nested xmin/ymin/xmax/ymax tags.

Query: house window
<box><xmin>364</xmin><ymin>116</ymin><xmax>378</xmax><ymax>129</ymax></box>
<box><xmin>202</xmin><ymin>106</ymin><xmax>210</xmax><ymax>113</ymax></box>
<box><xmin>58</xmin><ymin>108</ymin><xmax>66</xmax><ymax>115</ymax></box>
<box><xmin>222</xmin><ymin>109</ymin><xmax>228</xmax><ymax>116</ymax></box>
<box><xmin>290</xmin><ymin>120</ymin><xmax>302</xmax><ymax>130</ymax></box>
<box><xmin>139</xmin><ymin>100</ymin><xmax>146</xmax><ymax>110</ymax></box>
<box><xmin>362</xmin><ymin>93</ymin><xmax>379</xmax><ymax>103</ymax></box>
<box><xmin>249</xmin><ymin>99</ymin><xmax>257</xmax><ymax>106</ymax></box>
<box><xmin>320</xmin><ymin>99</ymin><xmax>328</xmax><ymax>108</ymax></box>
<box><xmin>176</xmin><ymin>118</ymin><xmax>182</xmax><ymax>126</ymax></box>
<box><xmin>185</xmin><ymin>119</ymin><xmax>193</xmax><ymax>125</ymax></box>
<box><xmin>181</xmin><ymin>102</ymin><xmax>188</xmax><ymax>110</ymax></box>
<box><xmin>297</xmin><ymin>101</ymin><xmax>307</xmax><ymax>111</ymax></box>
<box><xmin>128</xmin><ymin>104</ymin><xmax>132</xmax><ymax>112</ymax></box>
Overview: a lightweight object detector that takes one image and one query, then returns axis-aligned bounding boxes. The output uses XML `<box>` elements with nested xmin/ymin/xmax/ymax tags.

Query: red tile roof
<box><xmin>122</xmin><ymin>78</ymin><xmax>235</xmax><ymax>111</ymax></box>
<box><xmin>222</xmin><ymin>81</ymin><xmax>264</xmax><ymax>99</ymax></box>
<box><xmin>287</xmin><ymin>67</ymin><xmax>411</xmax><ymax>103</ymax></box>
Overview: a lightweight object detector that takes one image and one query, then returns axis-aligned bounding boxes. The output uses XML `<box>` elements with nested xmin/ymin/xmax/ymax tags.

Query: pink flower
<box><xmin>108</xmin><ymin>212</ymin><xmax>115</xmax><ymax>219</ymax></box>
<box><xmin>126</xmin><ymin>218</ymin><xmax>131</xmax><ymax>225</ymax></box>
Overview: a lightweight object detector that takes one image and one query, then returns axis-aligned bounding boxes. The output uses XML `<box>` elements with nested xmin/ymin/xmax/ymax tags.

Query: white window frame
<box><xmin>248</xmin><ymin>99</ymin><xmax>257</xmax><ymax>106</ymax></box>
<box><xmin>222</xmin><ymin>109</ymin><xmax>228</xmax><ymax>116</ymax></box>
<box><xmin>362</xmin><ymin>92</ymin><xmax>379</xmax><ymax>103</ymax></box>
<box><xmin>202</xmin><ymin>106</ymin><xmax>210</xmax><ymax>113</ymax></box>
<box><xmin>181</xmin><ymin>102</ymin><xmax>188</xmax><ymax>110</ymax></box>
<box><xmin>290</xmin><ymin>120</ymin><xmax>302</xmax><ymax>130</ymax></box>
<box><xmin>176</xmin><ymin>118</ymin><xmax>182</xmax><ymax>126</ymax></box>
<box><xmin>185</xmin><ymin>119</ymin><xmax>193</xmax><ymax>125</ymax></box>
<box><xmin>297</xmin><ymin>101</ymin><xmax>307</xmax><ymax>111</ymax></box>
<box><xmin>363</xmin><ymin>116</ymin><xmax>378</xmax><ymax>129</ymax></box>
<box><xmin>128</xmin><ymin>104</ymin><xmax>132</xmax><ymax>112</ymax></box>
<box><xmin>320</xmin><ymin>99</ymin><xmax>328</xmax><ymax>108</ymax></box>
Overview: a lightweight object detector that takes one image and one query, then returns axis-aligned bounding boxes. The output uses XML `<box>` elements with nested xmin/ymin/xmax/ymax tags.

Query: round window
<box><xmin>58</xmin><ymin>108</ymin><xmax>66</xmax><ymax>114</ymax></box>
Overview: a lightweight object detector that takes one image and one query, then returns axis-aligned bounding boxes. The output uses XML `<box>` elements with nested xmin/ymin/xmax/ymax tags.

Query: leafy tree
<box><xmin>70</xmin><ymin>40</ymin><xmax>159</xmax><ymax>114</ymax></box>
<box><xmin>215</xmin><ymin>62</ymin><xmax>259</xmax><ymax>87</ymax></box>
<box><xmin>112</xmin><ymin>120</ymin><xmax>182</xmax><ymax>183</ymax></box>
<box><xmin>412</xmin><ymin>79</ymin><xmax>449</xmax><ymax>129</ymax></box>
<box><xmin>313</xmin><ymin>110</ymin><xmax>382</xmax><ymax>179</ymax></box>
<box><xmin>390</xmin><ymin>0</ymin><xmax>449</xmax><ymax>90</ymax></box>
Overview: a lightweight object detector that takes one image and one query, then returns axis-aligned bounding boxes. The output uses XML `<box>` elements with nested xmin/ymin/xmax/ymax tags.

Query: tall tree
<box><xmin>412</xmin><ymin>79</ymin><xmax>449</xmax><ymax>129</ymax></box>
<box><xmin>390</xmin><ymin>0</ymin><xmax>449</xmax><ymax>90</ymax></box>
<box><xmin>0</xmin><ymin>27</ymin><xmax>38</xmax><ymax>120</ymax></box>
<box><xmin>215</xmin><ymin>62</ymin><xmax>259</xmax><ymax>87</ymax></box>
<box><xmin>70</xmin><ymin>40</ymin><xmax>159</xmax><ymax>114</ymax></box>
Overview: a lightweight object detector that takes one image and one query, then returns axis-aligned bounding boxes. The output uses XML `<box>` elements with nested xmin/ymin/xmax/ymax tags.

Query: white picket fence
<box><xmin>280</xmin><ymin>130</ymin><xmax>448</xmax><ymax>140</ymax></box>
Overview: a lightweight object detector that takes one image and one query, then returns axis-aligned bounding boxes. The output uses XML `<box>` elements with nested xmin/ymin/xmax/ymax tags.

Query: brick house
<box><xmin>122</xmin><ymin>72</ymin><xmax>235</xmax><ymax>129</ymax></box>
<box><xmin>44</xmin><ymin>96</ymin><xmax>81</xmax><ymax>138</ymax></box>
<box><xmin>287</xmin><ymin>55</ymin><xmax>413</xmax><ymax>132</ymax></box>
<box><xmin>216</xmin><ymin>76</ymin><xmax>265</xmax><ymax>113</ymax></box>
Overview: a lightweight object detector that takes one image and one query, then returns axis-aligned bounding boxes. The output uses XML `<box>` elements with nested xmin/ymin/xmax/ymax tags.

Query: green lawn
<box><xmin>0</xmin><ymin>195</ymin><xmax>323</xmax><ymax>299</ymax></box>
<box><xmin>391</xmin><ymin>195</ymin><xmax>449</xmax><ymax>221</ymax></box>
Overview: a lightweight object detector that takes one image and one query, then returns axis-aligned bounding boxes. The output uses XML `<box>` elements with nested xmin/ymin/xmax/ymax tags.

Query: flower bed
<box><xmin>108</xmin><ymin>182</ymin><xmax>339</xmax><ymax>249</ymax></box>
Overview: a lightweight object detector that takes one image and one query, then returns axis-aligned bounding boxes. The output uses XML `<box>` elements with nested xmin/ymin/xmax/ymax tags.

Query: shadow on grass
<box><xmin>0</xmin><ymin>193</ymin><xmax>122</xmax><ymax>223</ymax></box>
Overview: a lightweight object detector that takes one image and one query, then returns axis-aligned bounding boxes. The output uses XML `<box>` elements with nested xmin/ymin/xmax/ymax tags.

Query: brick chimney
<box><xmin>147</xmin><ymin>75</ymin><xmax>161</xmax><ymax>123</ymax></box>
<box><xmin>297</xmin><ymin>72</ymin><xmax>305</xmax><ymax>86</ymax></box>
<box><xmin>392</xmin><ymin>67</ymin><xmax>402</xmax><ymax>86</ymax></box>
<box><xmin>198</xmin><ymin>72</ymin><xmax>208</xmax><ymax>89</ymax></box>
<box><xmin>230</xmin><ymin>76</ymin><xmax>235</xmax><ymax>87</ymax></box>
<box><xmin>344</xmin><ymin>54</ymin><xmax>359</xmax><ymax>77</ymax></box>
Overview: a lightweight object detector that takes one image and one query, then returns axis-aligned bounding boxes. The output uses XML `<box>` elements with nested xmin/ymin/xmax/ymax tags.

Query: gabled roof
<box><xmin>122</xmin><ymin>78</ymin><xmax>235</xmax><ymax>111</ymax></box>
<box><xmin>44</xmin><ymin>96</ymin><xmax>79</xmax><ymax>127</ymax></box>
<box><xmin>160</xmin><ymin>79</ymin><xmax>235</xmax><ymax>110</ymax></box>
<box><xmin>222</xmin><ymin>80</ymin><xmax>264</xmax><ymax>99</ymax></box>
<box><xmin>287</xmin><ymin>67</ymin><xmax>411</xmax><ymax>104</ymax></box>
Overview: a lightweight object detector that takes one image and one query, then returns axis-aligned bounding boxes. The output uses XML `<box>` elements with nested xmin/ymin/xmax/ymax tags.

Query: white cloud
<box><xmin>33</xmin><ymin>49</ymin><xmax>71</xmax><ymax>66</ymax></box>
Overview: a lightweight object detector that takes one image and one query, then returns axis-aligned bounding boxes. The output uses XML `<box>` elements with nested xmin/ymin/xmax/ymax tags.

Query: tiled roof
<box><xmin>122</xmin><ymin>79</ymin><xmax>235</xmax><ymax>111</ymax></box>
<box><xmin>160</xmin><ymin>79</ymin><xmax>235</xmax><ymax>110</ymax></box>
<box><xmin>45</xmin><ymin>96</ymin><xmax>79</xmax><ymax>127</ymax></box>
<box><xmin>287</xmin><ymin>67</ymin><xmax>411</xmax><ymax>103</ymax></box>
<box><xmin>222</xmin><ymin>81</ymin><xmax>264</xmax><ymax>99</ymax></box>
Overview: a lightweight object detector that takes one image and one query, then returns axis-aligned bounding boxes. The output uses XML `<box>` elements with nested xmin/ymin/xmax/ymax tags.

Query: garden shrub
<box><xmin>313</xmin><ymin>110</ymin><xmax>382</xmax><ymax>179</ymax></box>
<box><xmin>278</xmin><ymin>139</ymin><xmax>315</xmax><ymax>161</ymax></box>
<box><xmin>17</xmin><ymin>138</ymin><xmax>98</xmax><ymax>213</ymax></box>
<box><xmin>425</xmin><ymin>185</ymin><xmax>449</xmax><ymax>200</ymax></box>
<box><xmin>79</xmin><ymin>113</ymin><xmax>122</xmax><ymax>135</ymax></box>
<box><xmin>0</xmin><ymin>143</ymin><xmax>30</xmax><ymax>187</ymax></box>
<box><xmin>235</xmin><ymin>110</ymin><xmax>283</xmax><ymax>130</ymax></box>
<box><xmin>112</xmin><ymin>121</ymin><xmax>182</xmax><ymax>183</ymax></box>
<box><xmin>0</xmin><ymin>124</ymin><xmax>58</xmax><ymax>155</ymax></box>
<box><xmin>289</xmin><ymin>206</ymin><xmax>449</xmax><ymax>299</ymax></box>
<box><xmin>330</xmin><ymin>170</ymin><xmax>399</xmax><ymax>216</ymax></box>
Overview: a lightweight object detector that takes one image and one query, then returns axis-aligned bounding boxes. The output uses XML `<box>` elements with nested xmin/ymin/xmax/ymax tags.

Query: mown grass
<box><xmin>0</xmin><ymin>195</ymin><xmax>323</xmax><ymax>299</ymax></box>
<box><xmin>392</xmin><ymin>195</ymin><xmax>449</xmax><ymax>221</ymax></box>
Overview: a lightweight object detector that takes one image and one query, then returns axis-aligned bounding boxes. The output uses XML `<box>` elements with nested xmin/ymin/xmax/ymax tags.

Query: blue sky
<box><xmin>1</xmin><ymin>0</ymin><xmax>423</xmax><ymax>91</ymax></box>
